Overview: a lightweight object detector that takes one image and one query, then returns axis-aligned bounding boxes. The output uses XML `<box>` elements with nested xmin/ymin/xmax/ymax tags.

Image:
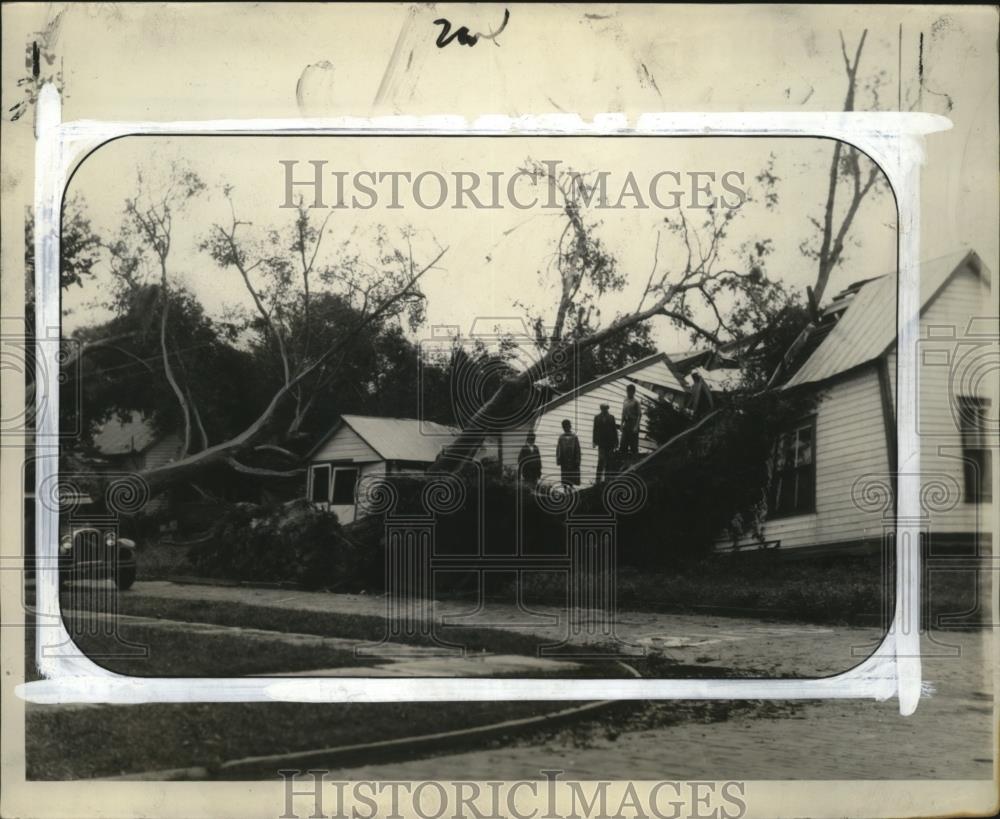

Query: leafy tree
<box><xmin>84</xmin><ymin>170</ymin><xmax>447</xmax><ymax>496</ymax></box>
<box><xmin>202</xmin><ymin>193</ymin><xmax>441</xmax><ymax>439</ymax></box>
<box><xmin>637</xmin><ymin>388</ymin><xmax>818</xmax><ymax>560</ymax></box>
<box><xmin>65</xmin><ymin>283</ymin><xmax>260</xmax><ymax>450</ymax></box>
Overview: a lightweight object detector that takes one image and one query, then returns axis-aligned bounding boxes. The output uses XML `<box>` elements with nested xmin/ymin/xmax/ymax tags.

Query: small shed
<box><xmin>305</xmin><ymin>415</ymin><xmax>459</xmax><ymax>523</ymax></box>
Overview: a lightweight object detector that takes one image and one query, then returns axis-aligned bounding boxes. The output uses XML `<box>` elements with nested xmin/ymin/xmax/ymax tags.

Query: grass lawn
<box><xmin>513</xmin><ymin>552</ymin><xmax>988</xmax><ymax>627</ymax></box>
<box><xmin>35</xmin><ymin>616</ymin><xmax>381</xmax><ymax>678</ymax></box>
<box><xmin>62</xmin><ymin>589</ymin><xmax>562</xmax><ymax>659</ymax></box>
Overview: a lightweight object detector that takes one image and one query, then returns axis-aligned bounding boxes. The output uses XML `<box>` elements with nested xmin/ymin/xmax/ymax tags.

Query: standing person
<box><xmin>518</xmin><ymin>432</ymin><xmax>542</xmax><ymax>487</ymax></box>
<box><xmin>555</xmin><ymin>419</ymin><xmax>581</xmax><ymax>487</ymax></box>
<box><xmin>688</xmin><ymin>370</ymin><xmax>715</xmax><ymax>419</ymax></box>
<box><xmin>620</xmin><ymin>383</ymin><xmax>642</xmax><ymax>457</ymax></box>
<box><xmin>592</xmin><ymin>403</ymin><xmax>619</xmax><ymax>482</ymax></box>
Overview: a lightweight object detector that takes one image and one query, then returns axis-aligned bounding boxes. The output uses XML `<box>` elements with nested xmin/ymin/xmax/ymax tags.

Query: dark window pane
<box><xmin>796</xmin><ymin>425</ymin><xmax>813</xmax><ymax>465</ymax></box>
<box><xmin>769</xmin><ymin>417</ymin><xmax>817</xmax><ymax>519</ymax></box>
<box><xmin>796</xmin><ymin>464</ymin><xmax>815</xmax><ymax>512</ymax></box>
<box><xmin>310</xmin><ymin>466</ymin><xmax>330</xmax><ymax>503</ymax></box>
<box><xmin>964</xmin><ymin>449</ymin><xmax>992</xmax><ymax>503</ymax></box>
<box><xmin>332</xmin><ymin>468</ymin><xmax>359</xmax><ymax>505</ymax></box>
<box><xmin>960</xmin><ymin>396</ymin><xmax>993</xmax><ymax>503</ymax></box>
<box><xmin>778</xmin><ymin>470</ymin><xmax>796</xmax><ymax>512</ymax></box>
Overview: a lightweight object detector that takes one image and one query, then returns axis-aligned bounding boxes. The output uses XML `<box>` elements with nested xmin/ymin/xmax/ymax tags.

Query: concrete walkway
<box><xmin>108</xmin><ymin>580</ymin><xmax>878</xmax><ymax>677</ymax></box>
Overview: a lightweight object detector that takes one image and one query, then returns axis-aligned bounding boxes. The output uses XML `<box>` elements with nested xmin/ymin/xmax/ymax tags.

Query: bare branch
<box><xmin>253</xmin><ymin>444</ymin><xmax>300</xmax><ymax>460</ymax></box>
<box><xmin>225</xmin><ymin>457</ymin><xmax>304</xmax><ymax>478</ymax></box>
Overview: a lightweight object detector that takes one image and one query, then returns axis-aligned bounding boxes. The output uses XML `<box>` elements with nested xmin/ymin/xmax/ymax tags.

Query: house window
<box><xmin>959</xmin><ymin>396</ymin><xmax>992</xmax><ymax>503</ymax></box>
<box><xmin>331</xmin><ymin>467</ymin><xmax>360</xmax><ymax>506</ymax></box>
<box><xmin>769</xmin><ymin>418</ymin><xmax>816</xmax><ymax>518</ymax></box>
<box><xmin>310</xmin><ymin>465</ymin><xmax>331</xmax><ymax>504</ymax></box>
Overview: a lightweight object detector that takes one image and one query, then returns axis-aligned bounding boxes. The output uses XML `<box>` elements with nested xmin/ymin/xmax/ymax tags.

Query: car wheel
<box><xmin>115</xmin><ymin>562</ymin><xmax>137</xmax><ymax>591</ymax></box>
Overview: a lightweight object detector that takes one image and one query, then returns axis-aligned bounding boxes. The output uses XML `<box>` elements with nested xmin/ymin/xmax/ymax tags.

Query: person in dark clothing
<box><xmin>620</xmin><ymin>383</ymin><xmax>641</xmax><ymax>457</ymax></box>
<box><xmin>687</xmin><ymin>370</ymin><xmax>715</xmax><ymax>419</ymax></box>
<box><xmin>555</xmin><ymin>419</ymin><xmax>582</xmax><ymax>487</ymax></box>
<box><xmin>592</xmin><ymin>403</ymin><xmax>619</xmax><ymax>482</ymax></box>
<box><xmin>518</xmin><ymin>432</ymin><xmax>542</xmax><ymax>487</ymax></box>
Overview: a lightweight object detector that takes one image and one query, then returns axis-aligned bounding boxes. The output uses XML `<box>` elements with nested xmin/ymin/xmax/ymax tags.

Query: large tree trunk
<box><xmin>134</xmin><ymin>247</ymin><xmax>447</xmax><ymax>497</ymax></box>
<box><xmin>433</xmin><ymin>287</ymin><xmax>703</xmax><ymax>471</ymax></box>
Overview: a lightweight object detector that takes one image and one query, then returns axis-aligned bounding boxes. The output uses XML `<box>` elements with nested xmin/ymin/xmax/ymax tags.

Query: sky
<box><xmin>62</xmin><ymin>133</ymin><xmax>898</xmax><ymax>355</ymax></box>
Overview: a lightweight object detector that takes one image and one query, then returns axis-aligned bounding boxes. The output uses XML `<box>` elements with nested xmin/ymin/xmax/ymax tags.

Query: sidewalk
<box><xmin>118</xmin><ymin>580</ymin><xmax>879</xmax><ymax>677</ymax></box>
<box><xmin>56</xmin><ymin>581</ymin><xmax>996</xmax><ymax>780</ymax></box>
<box><xmin>325</xmin><ymin>632</ymin><xmax>994</xmax><ymax>780</ymax></box>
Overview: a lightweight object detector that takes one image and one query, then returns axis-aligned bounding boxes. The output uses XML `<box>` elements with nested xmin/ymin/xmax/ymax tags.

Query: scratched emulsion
<box><xmin>295</xmin><ymin>60</ymin><xmax>337</xmax><ymax>117</ymax></box>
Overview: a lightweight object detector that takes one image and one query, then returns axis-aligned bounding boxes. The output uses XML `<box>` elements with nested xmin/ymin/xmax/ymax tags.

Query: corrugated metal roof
<box><xmin>783</xmin><ymin>250</ymin><xmax>979</xmax><ymax>389</ymax></box>
<box><xmin>339</xmin><ymin>415</ymin><xmax>460</xmax><ymax>463</ymax></box>
<box><xmin>92</xmin><ymin>411</ymin><xmax>160</xmax><ymax>455</ymax></box>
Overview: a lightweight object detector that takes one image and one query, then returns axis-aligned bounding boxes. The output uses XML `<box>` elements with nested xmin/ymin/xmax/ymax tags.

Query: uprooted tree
<box><xmin>83</xmin><ymin>166</ymin><xmax>447</xmax><ymax>497</ymax></box>
<box><xmin>434</xmin><ymin>161</ymin><xmax>795</xmax><ymax>470</ymax></box>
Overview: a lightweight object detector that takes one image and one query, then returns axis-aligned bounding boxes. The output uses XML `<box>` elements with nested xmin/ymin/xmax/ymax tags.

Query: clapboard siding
<box><xmin>724</xmin><ymin>366</ymin><xmax>892</xmax><ymax>550</ymax></box>
<box><xmin>723</xmin><ymin>263</ymin><xmax>994</xmax><ymax>552</ymax></box>
<box><xmin>142</xmin><ymin>433</ymin><xmax>183</xmax><ymax>471</ymax></box>
<box><xmin>312</xmin><ymin>424</ymin><xmax>381</xmax><ymax>463</ymax></box>
<box><xmin>535</xmin><ymin>378</ymin><xmax>659</xmax><ymax>485</ymax></box>
<box><xmin>340</xmin><ymin>462</ymin><xmax>387</xmax><ymax>524</ymax></box>
<box><xmin>629</xmin><ymin>358</ymin><xmax>686</xmax><ymax>392</ymax></box>
<box><xmin>911</xmin><ymin>268</ymin><xmax>995</xmax><ymax>533</ymax></box>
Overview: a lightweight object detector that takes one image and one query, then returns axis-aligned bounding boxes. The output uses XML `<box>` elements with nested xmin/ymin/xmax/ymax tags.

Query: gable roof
<box><xmin>538</xmin><ymin>352</ymin><xmax>688</xmax><ymax>415</ymax></box>
<box><xmin>92</xmin><ymin>412</ymin><xmax>163</xmax><ymax>455</ymax></box>
<box><xmin>309</xmin><ymin>414</ymin><xmax>460</xmax><ymax>462</ymax></box>
<box><xmin>783</xmin><ymin>249</ymin><xmax>987</xmax><ymax>389</ymax></box>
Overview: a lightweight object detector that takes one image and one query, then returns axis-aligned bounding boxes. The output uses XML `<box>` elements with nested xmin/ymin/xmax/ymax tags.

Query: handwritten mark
<box><xmin>433</xmin><ymin>8</ymin><xmax>509</xmax><ymax>48</ymax></box>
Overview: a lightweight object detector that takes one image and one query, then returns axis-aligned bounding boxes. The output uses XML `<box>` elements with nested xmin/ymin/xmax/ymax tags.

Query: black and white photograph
<box><xmin>1</xmin><ymin>4</ymin><xmax>998</xmax><ymax>818</ymax></box>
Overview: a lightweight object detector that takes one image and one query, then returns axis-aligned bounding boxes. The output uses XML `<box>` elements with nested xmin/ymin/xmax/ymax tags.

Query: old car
<box><xmin>55</xmin><ymin>494</ymin><xmax>138</xmax><ymax>590</ymax></box>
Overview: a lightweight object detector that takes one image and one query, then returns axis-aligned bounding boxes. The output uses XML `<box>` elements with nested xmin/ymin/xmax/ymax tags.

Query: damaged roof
<box><xmin>783</xmin><ymin>249</ymin><xmax>986</xmax><ymax>389</ymax></box>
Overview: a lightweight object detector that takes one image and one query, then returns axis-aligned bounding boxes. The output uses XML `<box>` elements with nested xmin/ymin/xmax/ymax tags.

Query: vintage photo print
<box><xmin>1</xmin><ymin>4</ymin><xmax>997</xmax><ymax>819</ymax></box>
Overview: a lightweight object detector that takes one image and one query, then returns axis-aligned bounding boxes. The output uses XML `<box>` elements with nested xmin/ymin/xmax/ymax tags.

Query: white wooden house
<box><xmin>721</xmin><ymin>249</ymin><xmax>995</xmax><ymax>554</ymax></box>
<box><xmin>91</xmin><ymin>412</ymin><xmax>183</xmax><ymax>513</ymax></box>
<box><xmin>92</xmin><ymin>411</ymin><xmax>183</xmax><ymax>473</ymax></box>
<box><xmin>530</xmin><ymin>352</ymin><xmax>689</xmax><ymax>486</ymax></box>
<box><xmin>305</xmin><ymin>415</ymin><xmax>459</xmax><ymax>523</ymax></box>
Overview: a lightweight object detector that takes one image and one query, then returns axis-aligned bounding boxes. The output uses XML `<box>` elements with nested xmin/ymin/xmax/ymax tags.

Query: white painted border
<box><xmin>20</xmin><ymin>85</ymin><xmax>951</xmax><ymax>712</ymax></box>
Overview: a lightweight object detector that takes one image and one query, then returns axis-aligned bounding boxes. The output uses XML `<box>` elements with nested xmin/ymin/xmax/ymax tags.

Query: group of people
<box><xmin>517</xmin><ymin>372</ymin><xmax>715</xmax><ymax>489</ymax></box>
<box><xmin>517</xmin><ymin>383</ymin><xmax>645</xmax><ymax>488</ymax></box>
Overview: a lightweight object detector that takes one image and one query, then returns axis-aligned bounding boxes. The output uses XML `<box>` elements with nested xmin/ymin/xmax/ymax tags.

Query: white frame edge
<box><xmin>20</xmin><ymin>84</ymin><xmax>951</xmax><ymax>712</ymax></box>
